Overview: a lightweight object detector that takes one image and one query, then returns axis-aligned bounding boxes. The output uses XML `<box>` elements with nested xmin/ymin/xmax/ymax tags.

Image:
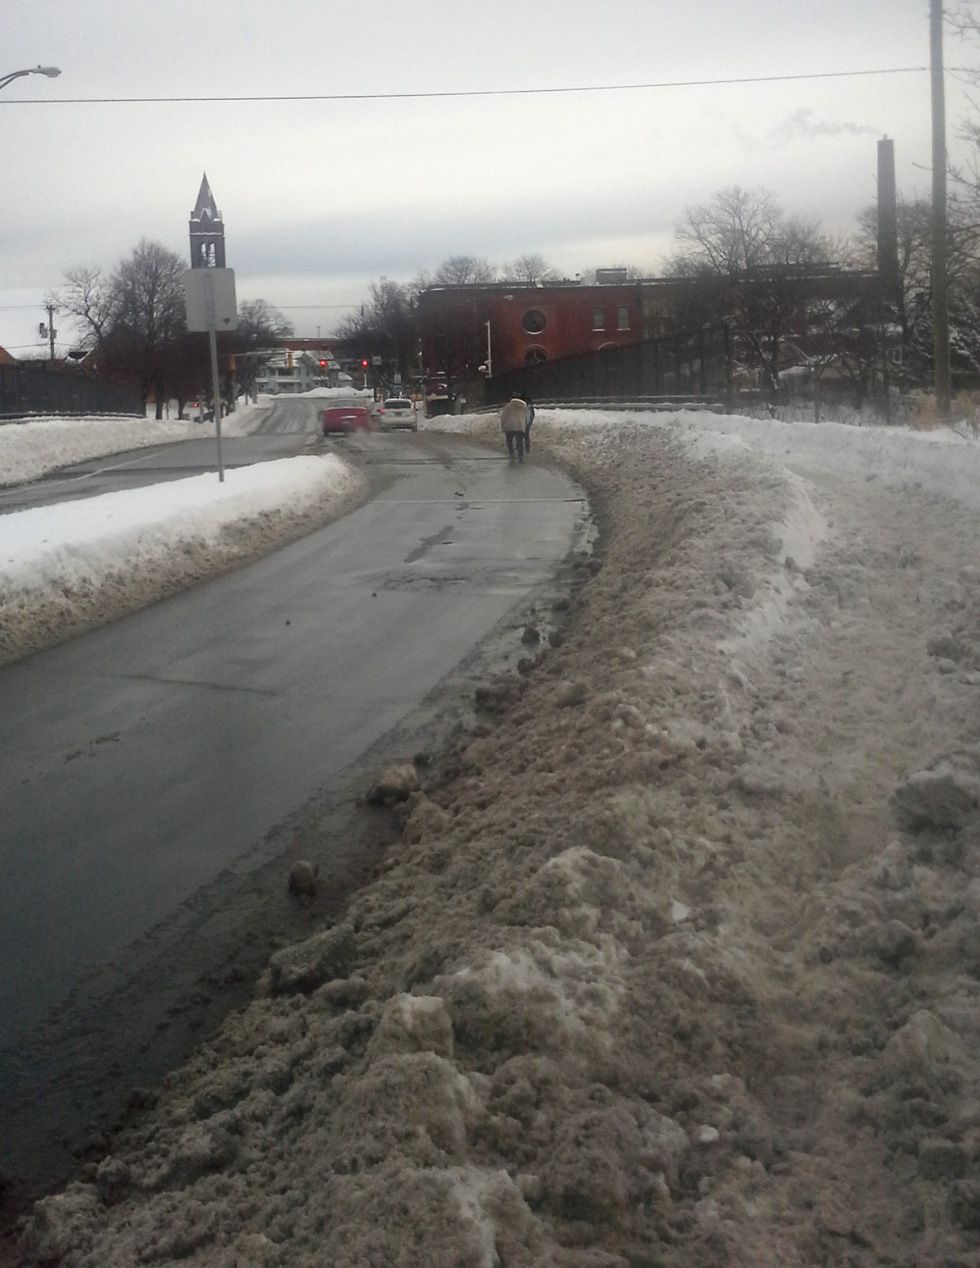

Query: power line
<box><xmin>0</xmin><ymin>65</ymin><xmax>930</xmax><ymax>106</ymax></box>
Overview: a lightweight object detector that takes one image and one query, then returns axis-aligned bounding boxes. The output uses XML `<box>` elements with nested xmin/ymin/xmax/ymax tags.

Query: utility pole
<box><xmin>45</xmin><ymin>303</ymin><xmax>57</xmax><ymax>365</ymax></box>
<box><xmin>931</xmin><ymin>0</ymin><xmax>951</xmax><ymax>418</ymax></box>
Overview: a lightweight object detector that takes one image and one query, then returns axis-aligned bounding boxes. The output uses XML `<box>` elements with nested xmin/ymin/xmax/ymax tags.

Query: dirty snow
<box><xmin>13</xmin><ymin>406</ymin><xmax>980</xmax><ymax>1266</ymax></box>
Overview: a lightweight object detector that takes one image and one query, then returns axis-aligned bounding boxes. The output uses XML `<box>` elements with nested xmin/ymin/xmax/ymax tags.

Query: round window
<box><xmin>522</xmin><ymin>309</ymin><xmax>546</xmax><ymax>334</ymax></box>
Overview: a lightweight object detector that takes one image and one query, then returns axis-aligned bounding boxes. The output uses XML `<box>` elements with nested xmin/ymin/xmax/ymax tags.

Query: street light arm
<box><xmin>0</xmin><ymin>69</ymin><xmax>31</xmax><ymax>91</ymax></box>
<box><xmin>0</xmin><ymin>65</ymin><xmax>62</xmax><ymax>92</ymax></box>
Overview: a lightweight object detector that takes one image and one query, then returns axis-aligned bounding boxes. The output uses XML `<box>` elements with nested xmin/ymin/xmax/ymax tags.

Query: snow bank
<box><xmin>427</xmin><ymin>404</ymin><xmax>980</xmax><ymax>512</ymax></box>
<box><xmin>0</xmin><ymin>454</ymin><xmax>361</xmax><ymax>664</ymax></box>
<box><xmin>15</xmin><ymin>404</ymin><xmax>980</xmax><ymax>1265</ymax></box>
<box><xmin>0</xmin><ymin>403</ymin><xmax>269</xmax><ymax>488</ymax></box>
<box><xmin>2</xmin><ymin>456</ymin><xmax>349</xmax><ymax>597</ymax></box>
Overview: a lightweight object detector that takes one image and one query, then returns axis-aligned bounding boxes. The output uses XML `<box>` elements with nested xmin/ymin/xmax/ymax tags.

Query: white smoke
<box><xmin>770</xmin><ymin>107</ymin><xmax>879</xmax><ymax>144</ymax></box>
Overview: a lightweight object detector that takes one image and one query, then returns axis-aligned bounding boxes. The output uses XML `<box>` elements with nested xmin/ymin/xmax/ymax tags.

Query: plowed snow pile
<box><xmin>20</xmin><ymin>413</ymin><xmax>980</xmax><ymax>1266</ymax></box>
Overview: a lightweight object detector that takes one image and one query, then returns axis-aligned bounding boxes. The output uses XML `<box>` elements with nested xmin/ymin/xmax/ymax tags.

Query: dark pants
<box><xmin>505</xmin><ymin>429</ymin><xmax>525</xmax><ymax>462</ymax></box>
<box><xmin>524</xmin><ymin>420</ymin><xmax>533</xmax><ymax>453</ymax></box>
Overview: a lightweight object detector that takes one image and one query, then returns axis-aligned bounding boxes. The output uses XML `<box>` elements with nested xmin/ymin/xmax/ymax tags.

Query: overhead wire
<box><xmin>0</xmin><ymin>65</ymin><xmax>931</xmax><ymax>106</ymax></box>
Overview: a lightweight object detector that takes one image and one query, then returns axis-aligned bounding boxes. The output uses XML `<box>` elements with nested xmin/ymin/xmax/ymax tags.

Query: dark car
<box><xmin>321</xmin><ymin>402</ymin><xmax>371</xmax><ymax>435</ymax></box>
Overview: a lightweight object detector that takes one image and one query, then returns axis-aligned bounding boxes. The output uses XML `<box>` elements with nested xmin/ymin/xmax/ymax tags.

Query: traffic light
<box><xmin>318</xmin><ymin>359</ymin><xmax>327</xmax><ymax>368</ymax></box>
<box><xmin>360</xmin><ymin>359</ymin><xmax>369</xmax><ymax>369</ymax></box>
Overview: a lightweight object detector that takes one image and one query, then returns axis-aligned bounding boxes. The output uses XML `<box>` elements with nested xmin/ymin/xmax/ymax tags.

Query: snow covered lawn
<box><xmin>0</xmin><ymin>403</ymin><xmax>270</xmax><ymax>489</ymax></box>
<box><xmin>0</xmin><ymin>442</ymin><xmax>362</xmax><ymax>664</ymax></box>
<box><xmin>17</xmin><ymin>408</ymin><xmax>980</xmax><ymax>1267</ymax></box>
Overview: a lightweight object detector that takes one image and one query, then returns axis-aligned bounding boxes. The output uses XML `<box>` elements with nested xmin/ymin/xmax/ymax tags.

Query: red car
<box><xmin>321</xmin><ymin>402</ymin><xmax>371</xmax><ymax>435</ymax></box>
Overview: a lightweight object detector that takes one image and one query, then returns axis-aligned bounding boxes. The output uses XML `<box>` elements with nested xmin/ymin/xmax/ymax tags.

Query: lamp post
<box><xmin>0</xmin><ymin>65</ymin><xmax>61</xmax><ymax>92</ymax></box>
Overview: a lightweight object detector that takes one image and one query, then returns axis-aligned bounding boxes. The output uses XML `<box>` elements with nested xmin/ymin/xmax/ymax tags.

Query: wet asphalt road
<box><xmin>0</xmin><ymin>400</ymin><xmax>586</xmax><ymax>1185</ymax></box>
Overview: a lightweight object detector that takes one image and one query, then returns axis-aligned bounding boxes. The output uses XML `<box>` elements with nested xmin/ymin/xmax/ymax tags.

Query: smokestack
<box><xmin>877</xmin><ymin>137</ymin><xmax>900</xmax><ymax>304</ymax></box>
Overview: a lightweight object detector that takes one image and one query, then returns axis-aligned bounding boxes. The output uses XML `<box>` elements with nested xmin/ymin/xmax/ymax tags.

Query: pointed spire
<box><xmin>189</xmin><ymin>173</ymin><xmax>226</xmax><ymax>268</ymax></box>
<box><xmin>191</xmin><ymin>173</ymin><xmax>218</xmax><ymax>219</ymax></box>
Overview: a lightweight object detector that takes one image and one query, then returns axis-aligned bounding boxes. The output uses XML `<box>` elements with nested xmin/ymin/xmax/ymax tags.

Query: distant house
<box><xmin>254</xmin><ymin>349</ymin><xmax>338</xmax><ymax>394</ymax></box>
<box><xmin>0</xmin><ymin>345</ymin><xmax>17</xmax><ymax>367</ymax></box>
<box><xmin>253</xmin><ymin>339</ymin><xmax>355</xmax><ymax>394</ymax></box>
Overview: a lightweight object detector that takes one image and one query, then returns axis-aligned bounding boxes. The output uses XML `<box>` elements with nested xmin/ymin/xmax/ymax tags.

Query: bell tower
<box><xmin>189</xmin><ymin>173</ymin><xmax>226</xmax><ymax>268</ymax></box>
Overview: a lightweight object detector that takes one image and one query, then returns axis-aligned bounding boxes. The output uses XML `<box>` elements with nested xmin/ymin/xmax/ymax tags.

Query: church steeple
<box><xmin>189</xmin><ymin>173</ymin><xmax>226</xmax><ymax>268</ymax></box>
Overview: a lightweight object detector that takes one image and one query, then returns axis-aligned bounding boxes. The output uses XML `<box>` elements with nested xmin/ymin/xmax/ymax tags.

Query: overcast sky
<box><xmin>1</xmin><ymin>0</ymin><xmax>974</xmax><ymax>350</ymax></box>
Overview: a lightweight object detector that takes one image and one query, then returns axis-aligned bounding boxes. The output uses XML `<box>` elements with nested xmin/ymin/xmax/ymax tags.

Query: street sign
<box><xmin>183</xmin><ymin>268</ymin><xmax>238</xmax><ymax>332</ymax></box>
<box><xmin>371</xmin><ymin>354</ymin><xmax>382</xmax><ymax>366</ymax></box>
<box><xmin>182</xmin><ymin>267</ymin><xmax>238</xmax><ymax>484</ymax></box>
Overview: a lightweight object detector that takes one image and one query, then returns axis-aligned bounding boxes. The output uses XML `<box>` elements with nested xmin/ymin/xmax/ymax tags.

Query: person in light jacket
<box><xmin>522</xmin><ymin>393</ymin><xmax>535</xmax><ymax>454</ymax></box>
<box><xmin>500</xmin><ymin>395</ymin><xmax>528</xmax><ymax>462</ymax></box>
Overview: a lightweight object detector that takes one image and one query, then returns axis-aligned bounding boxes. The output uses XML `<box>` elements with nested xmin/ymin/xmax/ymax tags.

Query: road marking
<box><xmin>377</xmin><ymin>497</ymin><xmax>587</xmax><ymax>505</ymax></box>
<box><xmin>0</xmin><ymin>446</ymin><xmax>171</xmax><ymax>498</ymax></box>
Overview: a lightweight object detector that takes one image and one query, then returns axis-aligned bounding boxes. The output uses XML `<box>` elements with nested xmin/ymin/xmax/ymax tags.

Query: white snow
<box><xmin>5</xmin><ymin>400</ymin><xmax>979</xmax><ymax>666</ymax></box>
<box><xmin>0</xmin><ymin>401</ymin><xmax>271</xmax><ymax>488</ymax></box>
<box><xmin>426</xmin><ymin>405</ymin><xmax>980</xmax><ymax>511</ymax></box>
<box><xmin>0</xmin><ymin>410</ymin><xmax>360</xmax><ymax>663</ymax></box>
<box><xmin>1</xmin><ymin>456</ymin><xmax>353</xmax><ymax>602</ymax></box>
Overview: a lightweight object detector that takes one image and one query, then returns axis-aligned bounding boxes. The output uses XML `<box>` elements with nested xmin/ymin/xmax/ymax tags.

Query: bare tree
<box><xmin>855</xmin><ymin>194</ymin><xmax>980</xmax><ymax>387</ymax></box>
<box><xmin>667</xmin><ymin>186</ymin><xmax>839</xmax><ymax>389</ymax></box>
<box><xmin>501</xmin><ymin>253</ymin><xmax>559</xmax><ymax>284</ymax></box>
<box><xmin>48</xmin><ymin>265</ymin><xmax>116</xmax><ymax>353</ymax></box>
<box><xmin>947</xmin><ymin>2</ymin><xmax>980</xmax><ymax>205</ymax></box>
<box><xmin>669</xmin><ymin>186</ymin><xmax>784</xmax><ymax>276</ymax></box>
<box><xmin>336</xmin><ymin>278</ymin><xmax>419</xmax><ymax>382</ymax></box>
<box><xmin>432</xmin><ymin>255</ymin><xmax>497</xmax><ymax>285</ymax></box>
<box><xmin>232</xmin><ymin>299</ymin><xmax>294</xmax><ymax>402</ymax></box>
<box><xmin>108</xmin><ymin>240</ymin><xmax>187</xmax><ymax>417</ymax></box>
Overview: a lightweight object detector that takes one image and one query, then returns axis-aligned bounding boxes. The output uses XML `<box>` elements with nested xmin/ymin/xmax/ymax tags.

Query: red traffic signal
<box><xmin>360</xmin><ymin>359</ymin><xmax>369</xmax><ymax>368</ymax></box>
<box><xmin>318</xmin><ymin>359</ymin><xmax>327</xmax><ymax>367</ymax></box>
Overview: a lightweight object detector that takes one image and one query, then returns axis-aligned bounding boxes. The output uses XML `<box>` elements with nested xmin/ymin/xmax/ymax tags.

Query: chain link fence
<box><xmin>0</xmin><ymin>364</ymin><xmax>142</xmax><ymax>420</ymax></box>
<box><xmin>486</xmin><ymin>325</ymin><xmax>731</xmax><ymax>408</ymax></box>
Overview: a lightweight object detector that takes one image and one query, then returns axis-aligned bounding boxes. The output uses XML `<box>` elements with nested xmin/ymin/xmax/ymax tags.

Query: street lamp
<box><xmin>0</xmin><ymin>65</ymin><xmax>61</xmax><ymax>92</ymax></box>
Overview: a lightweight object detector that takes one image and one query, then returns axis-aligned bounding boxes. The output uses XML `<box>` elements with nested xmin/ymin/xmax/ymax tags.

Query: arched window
<box><xmin>524</xmin><ymin>347</ymin><xmax>547</xmax><ymax>364</ymax></box>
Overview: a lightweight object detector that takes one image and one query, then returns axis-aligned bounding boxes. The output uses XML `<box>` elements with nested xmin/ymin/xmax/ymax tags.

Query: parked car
<box><xmin>373</xmin><ymin>397</ymin><xmax>418</xmax><ymax>432</ymax></box>
<box><xmin>321</xmin><ymin>401</ymin><xmax>372</xmax><ymax>436</ymax></box>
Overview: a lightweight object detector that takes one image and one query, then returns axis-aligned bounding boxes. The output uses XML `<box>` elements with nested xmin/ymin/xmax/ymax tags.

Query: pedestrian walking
<box><xmin>500</xmin><ymin>395</ymin><xmax>527</xmax><ymax>463</ymax></box>
<box><xmin>522</xmin><ymin>393</ymin><xmax>535</xmax><ymax>454</ymax></box>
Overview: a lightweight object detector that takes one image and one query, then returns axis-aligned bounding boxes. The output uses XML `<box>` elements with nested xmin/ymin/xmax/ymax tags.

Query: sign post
<box><xmin>183</xmin><ymin>268</ymin><xmax>238</xmax><ymax>482</ymax></box>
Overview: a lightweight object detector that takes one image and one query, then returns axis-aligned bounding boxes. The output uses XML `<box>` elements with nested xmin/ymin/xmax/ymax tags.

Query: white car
<box><xmin>373</xmin><ymin>397</ymin><xmax>418</xmax><ymax>432</ymax></box>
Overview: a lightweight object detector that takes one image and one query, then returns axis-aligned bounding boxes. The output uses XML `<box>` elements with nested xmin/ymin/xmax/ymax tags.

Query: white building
<box><xmin>255</xmin><ymin>350</ymin><xmax>340</xmax><ymax>394</ymax></box>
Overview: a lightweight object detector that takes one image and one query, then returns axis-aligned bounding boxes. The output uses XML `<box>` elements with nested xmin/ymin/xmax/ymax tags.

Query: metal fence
<box><xmin>0</xmin><ymin>363</ymin><xmax>142</xmax><ymax>420</ymax></box>
<box><xmin>486</xmin><ymin>325</ymin><xmax>731</xmax><ymax>408</ymax></box>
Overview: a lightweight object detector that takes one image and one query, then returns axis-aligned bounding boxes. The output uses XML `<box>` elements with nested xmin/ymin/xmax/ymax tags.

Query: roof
<box><xmin>190</xmin><ymin>173</ymin><xmax>221</xmax><ymax>222</ymax></box>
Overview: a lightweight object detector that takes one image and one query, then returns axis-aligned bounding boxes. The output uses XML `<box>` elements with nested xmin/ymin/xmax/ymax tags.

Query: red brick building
<box><xmin>418</xmin><ymin>281</ymin><xmax>650</xmax><ymax>385</ymax></box>
<box><xmin>418</xmin><ymin>269</ymin><xmax>881</xmax><ymax>401</ymax></box>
